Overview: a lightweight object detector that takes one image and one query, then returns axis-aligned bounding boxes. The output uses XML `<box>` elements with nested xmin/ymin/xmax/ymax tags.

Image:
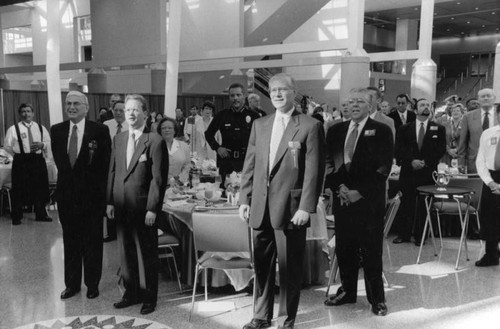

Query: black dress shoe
<box><xmin>86</xmin><ymin>288</ymin><xmax>99</xmax><ymax>299</ymax></box>
<box><xmin>12</xmin><ymin>219</ymin><xmax>21</xmax><ymax>226</ymax></box>
<box><xmin>324</xmin><ymin>287</ymin><xmax>356</xmax><ymax>306</ymax></box>
<box><xmin>475</xmin><ymin>254</ymin><xmax>500</xmax><ymax>267</ymax></box>
<box><xmin>392</xmin><ymin>237</ymin><xmax>410</xmax><ymax>244</ymax></box>
<box><xmin>35</xmin><ymin>216</ymin><xmax>52</xmax><ymax>222</ymax></box>
<box><xmin>60</xmin><ymin>287</ymin><xmax>80</xmax><ymax>299</ymax></box>
<box><xmin>113</xmin><ymin>298</ymin><xmax>140</xmax><ymax>309</ymax></box>
<box><xmin>278</xmin><ymin>318</ymin><xmax>295</xmax><ymax>329</ymax></box>
<box><xmin>371</xmin><ymin>302</ymin><xmax>388</xmax><ymax>316</ymax></box>
<box><xmin>242</xmin><ymin>318</ymin><xmax>272</xmax><ymax>329</ymax></box>
<box><xmin>140</xmin><ymin>303</ymin><xmax>156</xmax><ymax>315</ymax></box>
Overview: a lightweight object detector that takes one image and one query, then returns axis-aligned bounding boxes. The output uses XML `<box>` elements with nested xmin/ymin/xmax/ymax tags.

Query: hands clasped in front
<box><xmin>338</xmin><ymin>184</ymin><xmax>362</xmax><ymax>206</ymax></box>
<box><xmin>239</xmin><ymin>205</ymin><xmax>310</xmax><ymax>226</ymax></box>
<box><xmin>107</xmin><ymin>205</ymin><xmax>156</xmax><ymax>226</ymax></box>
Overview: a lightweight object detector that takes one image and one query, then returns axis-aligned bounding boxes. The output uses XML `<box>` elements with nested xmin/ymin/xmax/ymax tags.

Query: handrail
<box><xmin>464</xmin><ymin>77</ymin><xmax>483</xmax><ymax>100</ymax></box>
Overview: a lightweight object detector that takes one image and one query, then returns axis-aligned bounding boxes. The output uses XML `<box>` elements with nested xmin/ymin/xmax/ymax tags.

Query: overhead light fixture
<box><xmin>492</xmin><ymin>12</ymin><xmax>496</xmax><ymax>15</ymax></box>
<box><xmin>396</xmin><ymin>17</ymin><xmax>400</xmax><ymax>20</ymax></box>
<box><xmin>446</xmin><ymin>28</ymin><xmax>450</xmax><ymax>31</ymax></box>
<box><xmin>467</xmin><ymin>21</ymin><xmax>470</xmax><ymax>24</ymax></box>
<box><xmin>482</xmin><ymin>25</ymin><xmax>485</xmax><ymax>27</ymax></box>
<box><xmin>450</xmin><ymin>17</ymin><xmax>455</xmax><ymax>20</ymax></box>
<box><xmin>414</xmin><ymin>7</ymin><xmax>419</xmax><ymax>11</ymax></box>
<box><xmin>461</xmin><ymin>32</ymin><xmax>464</xmax><ymax>34</ymax></box>
<box><xmin>457</xmin><ymin>1</ymin><xmax>461</xmax><ymax>4</ymax></box>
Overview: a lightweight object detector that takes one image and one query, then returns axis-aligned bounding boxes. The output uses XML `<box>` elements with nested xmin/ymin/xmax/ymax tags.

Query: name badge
<box><xmin>225</xmin><ymin>123</ymin><xmax>231</xmax><ymax>127</ymax></box>
<box><xmin>430</xmin><ymin>126</ymin><xmax>438</xmax><ymax>131</ymax></box>
<box><xmin>21</xmin><ymin>132</ymin><xmax>27</xmax><ymax>139</ymax></box>
<box><xmin>491</xmin><ymin>137</ymin><xmax>497</xmax><ymax>145</ymax></box>
<box><xmin>288</xmin><ymin>141</ymin><xmax>301</xmax><ymax>149</ymax></box>
<box><xmin>364</xmin><ymin>129</ymin><xmax>375</xmax><ymax>136</ymax></box>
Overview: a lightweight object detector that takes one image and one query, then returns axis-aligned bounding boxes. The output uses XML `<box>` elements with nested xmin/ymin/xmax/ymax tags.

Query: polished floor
<box><xmin>2</xmin><ymin>210</ymin><xmax>500</xmax><ymax>329</ymax></box>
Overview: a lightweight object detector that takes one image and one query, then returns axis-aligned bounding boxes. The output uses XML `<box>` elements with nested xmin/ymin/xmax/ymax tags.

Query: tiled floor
<box><xmin>2</xmin><ymin>211</ymin><xmax>500</xmax><ymax>329</ymax></box>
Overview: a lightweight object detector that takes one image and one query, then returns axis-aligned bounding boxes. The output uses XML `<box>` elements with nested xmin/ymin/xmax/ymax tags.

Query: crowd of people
<box><xmin>3</xmin><ymin>71</ymin><xmax>500</xmax><ymax>328</ymax></box>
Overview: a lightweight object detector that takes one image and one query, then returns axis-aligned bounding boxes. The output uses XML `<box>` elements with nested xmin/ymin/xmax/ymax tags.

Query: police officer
<box><xmin>205</xmin><ymin>82</ymin><xmax>260</xmax><ymax>184</ymax></box>
<box><xmin>4</xmin><ymin>103</ymin><xmax>52</xmax><ymax>225</ymax></box>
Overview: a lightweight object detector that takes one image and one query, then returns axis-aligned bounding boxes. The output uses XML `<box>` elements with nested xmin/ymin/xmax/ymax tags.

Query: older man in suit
<box><xmin>51</xmin><ymin>91</ymin><xmax>111</xmax><ymax>300</ymax></box>
<box><xmin>388</xmin><ymin>94</ymin><xmax>416</xmax><ymax>134</ymax></box>
<box><xmin>457</xmin><ymin>88</ymin><xmax>498</xmax><ymax>174</ymax></box>
<box><xmin>393</xmin><ymin>98</ymin><xmax>446</xmax><ymax>245</ymax></box>
<box><xmin>239</xmin><ymin>73</ymin><xmax>325</xmax><ymax>329</ymax></box>
<box><xmin>324</xmin><ymin>88</ymin><xmax>393</xmax><ymax>316</ymax></box>
<box><xmin>106</xmin><ymin>94</ymin><xmax>168</xmax><ymax>315</ymax></box>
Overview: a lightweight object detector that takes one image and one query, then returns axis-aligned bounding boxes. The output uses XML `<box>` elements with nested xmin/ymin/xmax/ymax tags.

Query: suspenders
<box><xmin>14</xmin><ymin>122</ymin><xmax>43</xmax><ymax>154</ymax></box>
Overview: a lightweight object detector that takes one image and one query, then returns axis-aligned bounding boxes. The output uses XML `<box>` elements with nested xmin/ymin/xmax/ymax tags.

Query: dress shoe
<box><xmin>371</xmin><ymin>302</ymin><xmax>388</xmax><ymax>316</ymax></box>
<box><xmin>113</xmin><ymin>298</ymin><xmax>140</xmax><ymax>309</ymax></box>
<box><xmin>60</xmin><ymin>287</ymin><xmax>80</xmax><ymax>299</ymax></box>
<box><xmin>140</xmin><ymin>303</ymin><xmax>156</xmax><ymax>315</ymax></box>
<box><xmin>86</xmin><ymin>288</ymin><xmax>99</xmax><ymax>299</ymax></box>
<box><xmin>35</xmin><ymin>216</ymin><xmax>52</xmax><ymax>222</ymax></box>
<box><xmin>324</xmin><ymin>287</ymin><xmax>356</xmax><ymax>306</ymax></box>
<box><xmin>475</xmin><ymin>254</ymin><xmax>500</xmax><ymax>267</ymax></box>
<box><xmin>278</xmin><ymin>318</ymin><xmax>295</xmax><ymax>329</ymax></box>
<box><xmin>12</xmin><ymin>219</ymin><xmax>21</xmax><ymax>226</ymax></box>
<box><xmin>392</xmin><ymin>236</ymin><xmax>410</xmax><ymax>244</ymax></box>
<box><xmin>242</xmin><ymin>318</ymin><xmax>272</xmax><ymax>329</ymax></box>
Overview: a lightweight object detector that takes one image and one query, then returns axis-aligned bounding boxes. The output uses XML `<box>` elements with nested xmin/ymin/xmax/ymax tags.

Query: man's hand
<box><xmin>345</xmin><ymin>190</ymin><xmax>363</xmax><ymax>204</ymax></box>
<box><xmin>448</xmin><ymin>149</ymin><xmax>457</xmax><ymax>157</ymax></box>
<box><xmin>239</xmin><ymin>204</ymin><xmax>250</xmax><ymax>223</ymax></box>
<box><xmin>291</xmin><ymin>209</ymin><xmax>310</xmax><ymax>226</ymax></box>
<box><xmin>488</xmin><ymin>182</ymin><xmax>500</xmax><ymax>195</ymax></box>
<box><xmin>337</xmin><ymin>184</ymin><xmax>350</xmax><ymax>206</ymax></box>
<box><xmin>145</xmin><ymin>211</ymin><xmax>156</xmax><ymax>226</ymax></box>
<box><xmin>31</xmin><ymin>141</ymin><xmax>44</xmax><ymax>152</ymax></box>
<box><xmin>106</xmin><ymin>205</ymin><xmax>114</xmax><ymax>219</ymax></box>
<box><xmin>217</xmin><ymin>147</ymin><xmax>231</xmax><ymax>158</ymax></box>
<box><xmin>411</xmin><ymin>159</ymin><xmax>425</xmax><ymax>170</ymax></box>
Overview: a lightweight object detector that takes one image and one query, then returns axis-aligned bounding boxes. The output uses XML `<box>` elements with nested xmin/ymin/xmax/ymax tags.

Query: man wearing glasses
<box><xmin>388</xmin><ymin>94</ymin><xmax>416</xmax><ymax>134</ymax></box>
<box><xmin>324</xmin><ymin>88</ymin><xmax>393</xmax><ymax>316</ymax></box>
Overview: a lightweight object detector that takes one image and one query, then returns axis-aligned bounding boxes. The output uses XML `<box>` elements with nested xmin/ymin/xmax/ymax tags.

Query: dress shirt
<box><xmin>269</xmin><ymin>107</ymin><xmax>294</xmax><ymax>172</ymax></box>
<box><xmin>482</xmin><ymin>107</ymin><xmax>494</xmax><ymax>130</ymax></box>
<box><xmin>343</xmin><ymin>116</ymin><xmax>368</xmax><ymax>164</ymax></box>
<box><xmin>415</xmin><ymin>118</ymin><xmax>429</xmax><ymax>140</ymax></box>
<box><xmin>67</xmin><ymin>119</ymin><xmax>86</xmax><ymax>156</ymax></box>
<box><xmin>476</xmin><ymin>125</ymin><xmax>500</xmax><ymax>185</ymax></box>
<box><xmin>128</xmin><ymin>125</ymin><xmax>144</xmax><ymax>143</ymax></box>
<box><xmin>104</xmin><ymin>119</ymin><xmax>129</xmax><ymax>138</ymax></box>
<box><xmin>400</xmin><ymin>111</ymin><xmax>407</xmax><ymax>124</ymax></box>
<box><xmin>4</xmin><ymin>121</ymin><xmax>50</xmax><ymax>155</ymax></box>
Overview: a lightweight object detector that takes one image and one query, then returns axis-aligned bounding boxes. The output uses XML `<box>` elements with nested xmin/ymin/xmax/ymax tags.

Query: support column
<box><xmin>46</xmin><ymin>0</ymin><xmax>63</xmax><ymax>125</ymax></box>
<box><xmin>164</xmin><ymin>0</ymin><xmax>181</xmax><ymax>118</ymax></box>
<box><xmin>87</xmin><ymin>67</ymin><xmax>108</xmax><ymax>93</ymax></box>
<box><xmin>411</xmin><ymin>0</ymin><xmax>436</xmax><ymax>101</ymax></box>
<box><xmin>347</xmin><ymin>0</ymin><xmax>367</xmax><ymax>56</ymax></box>
<box><xmin>394</xmin><ymin>19</ymin><xmax>418</xmax><ymax>75</ymax></box>
<box><xmin>493</xmin><ymin>42</ymin><xmax>500</xmax><ymax>97</ymax></box>
<box><xmin>340</xmin><ymin>55</ymin><xmax>370</xmax><ymax>103</ymax></box>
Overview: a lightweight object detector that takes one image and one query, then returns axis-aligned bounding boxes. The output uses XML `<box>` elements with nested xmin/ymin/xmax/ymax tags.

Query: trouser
<box><xmin>479</xmin><ymin>170</ymin><xmax>500</xmax><ymax>253</ymax></box>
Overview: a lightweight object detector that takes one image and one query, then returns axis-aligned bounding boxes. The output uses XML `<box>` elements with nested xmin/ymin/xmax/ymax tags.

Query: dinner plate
<box><xmin>167</xmin><ymin>195</ymin><xmax>190</xmax><ymax>201</ymax></box>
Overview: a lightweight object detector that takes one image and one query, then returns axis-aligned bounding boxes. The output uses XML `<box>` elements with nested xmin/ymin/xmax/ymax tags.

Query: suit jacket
<box><xmin>326</xmin><ymin>118</ymin><xmax>393</xmax><ymax>224</ymax></box>
<box><xmin>372</xmin><ymin>111</ymin><xmax>396</xmax><ymax>140</ymax></box>
<box><xmin>457</xmin><ymin>108</ymin><xmax>498</xmax><ymax>172</ymax></box>
<box><xmin>240</xmin><ymin>110</ymin><xmax>325</xmax><ymax>230</ymax></box>
<box><xmin>51</xmin><ymin>120</ymin><xmax>111</xmax><ymax>210</ymax></box>
<box><xmin>396</xmin><ymin>120</ymin><xmax>446</xmax><ymax>185</ymax></box>
<box><xmin>388</xmin><ymin>110</ymin><xmax>416</xmax><ymax>134</ymax></box>
<box><xmin>107</xmin><ymin>129</ymin><xmax>168</xmax><ymax>218</ymax></box>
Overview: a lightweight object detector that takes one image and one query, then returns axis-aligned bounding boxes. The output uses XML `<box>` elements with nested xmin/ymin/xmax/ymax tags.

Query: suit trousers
<box><xmin>335</xmin><ymin>199</ymin><xmax>385</xmax><ymax>305</ymax></box>
<box><xmin>58</xmin><ymin>203</ymin><xmax>103</xmax><ymax>290</ymax></box>
<box><xmin>253</xmin><ymin>207</ymin><xmax>306</xmax><ymax>321</ymax></box>
<box><xmin>479</xmin><ymin>171</ymin><xmax>500</xmax><ymax>242</ymax></box>
<box><xmin>116</xmin><ymin>214</ymin><xmax>159</xmax><ymax>304</ymax></box>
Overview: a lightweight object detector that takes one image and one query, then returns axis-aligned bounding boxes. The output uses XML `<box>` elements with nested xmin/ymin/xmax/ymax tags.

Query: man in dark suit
<box><xmin>106</xmin><ymin>94</ymin><xmax>168</xmax><ymax>315</ymax></box>
<box><xmin>51</xmin><ymin>91</ymin><xmax>111</xmax><ymax>300</ymax></box>
<box><xmin>388</xmin><ymin>94</ymin><xmax>416</xmax><ymax>134</ymax></box>
<box><xmin>324</xmin><ymin>88</ymin><xmax>393</xmax><ymax>316</ymax></box>
<box><xmin>393</xmin><ymin>98</ymin><xmax>446</xmax><ymax>245</ymax></box>
<box><xmin>239</xmin><ymin>73</ymin><xmax>325</xmax><ymax>329</ymax></box>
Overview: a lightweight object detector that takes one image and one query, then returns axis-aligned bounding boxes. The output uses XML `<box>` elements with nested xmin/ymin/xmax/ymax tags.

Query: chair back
<box><xmin>383</xmin><ymin>192</ymin><xmax>401</xmax><ymax>237</ymax></box>
<box><xmin>448</xmin><ymin>176</ymin><xmax>483</xmax><ymax>211</ymax></box>
<box><xmin>192</xmin><ymin>212</ymin><xmax>252</xmax><ymax>254</ymax></box>
<box><xmin>307</xmin><ymin>197</ymin><xmax>329</xmax><ymax>241</ymax></box>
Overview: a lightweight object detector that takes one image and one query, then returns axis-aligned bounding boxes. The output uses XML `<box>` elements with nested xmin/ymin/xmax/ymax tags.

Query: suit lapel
<box><xmin>334</xmin><ymin>122</ymin><xmax>349</xmax><ymax>171</ymax></box>
<box><xmin>60</xmin><ymin>121</ymin><xmax>71</xmax><ymax>167</ymax></box>
<box><xmin>125</xmin><ymin>132</ymin><xmax>149</xmax><ymax>178</ymax></box>
<box><xmin>271</xmin><ymin>111</ymin><xmax>300</xmax><ymax>170</ymax></box>
<box><xmin>261</xmin><ymin>114</ymin><xmax>274</xmax><ymax>175</ymax></box>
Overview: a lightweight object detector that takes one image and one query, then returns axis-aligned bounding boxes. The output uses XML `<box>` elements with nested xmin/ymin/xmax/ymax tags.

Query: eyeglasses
<box><xmin>269</xmin><ymin>87</ymin><xmax>293</xmax><ymax>94</ymax></box>
<box><xmin>348</xmin><ymin>98</ymin><xmax>368</xmax><ymax>105</ymax></box>
<box><xmin>396</xmin><ymin>102</ymin><xmax>406</xmax><ymax>105</ymax></box>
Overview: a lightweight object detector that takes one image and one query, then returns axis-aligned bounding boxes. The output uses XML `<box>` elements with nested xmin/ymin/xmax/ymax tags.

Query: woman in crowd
<box><xmin>441</xmin><ymin>103</ymin><xmax>465</xmax><ymax>166</ymax></box>
<box><xmin>158</xmin><ymin>117</ymin><xmax>191</xmax><ymax>182</ymax></box>
<box><xmin>193</xmin><ymin>101</ymin><xmax>219</xmax><ymax>162</ymax></box>
<box><xmin>151</xmin><ymin>112</ymin><xmax>164</xmax><ymax>133</ymax></box>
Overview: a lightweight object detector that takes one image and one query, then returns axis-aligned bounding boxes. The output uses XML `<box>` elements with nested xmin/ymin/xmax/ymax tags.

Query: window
<box><xmin>3</xmin><ymin>26</ymin><xmax>33</xmax><ymax>54</ymax></box>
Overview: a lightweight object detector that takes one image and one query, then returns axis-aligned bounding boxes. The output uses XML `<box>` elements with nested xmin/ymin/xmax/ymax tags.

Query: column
<box><xmin>340</xmin><ymin>55</ymin><xmax>370</xmax><ymax>103</ymax></box>
<box><xmin>493</xmin><ymin>41</ymin><xmax>500</xmax><ymax>97</ymax></box>
<box><xmin>46</xmin><ymin>0</ymin><xmax>63</xmax><ymax>125</ymax></box>
<box><xmin>411</xmin><ymin>0</ymin><xmax>437</xmax><ymax>101</ymax></box>
<box><xmin>394</xmin><ymin>19</ymin><xmax>418</xmax><ymax>75</ymax></box>
<box><xmin>347</xmin><ymin>0</ymin><xmax>367</xmax><ymax>56</ymax></box>
<box><xmin>164</xmin><ymin>0</ymin><xmax>181</xmax><ymax>118</ymax></box>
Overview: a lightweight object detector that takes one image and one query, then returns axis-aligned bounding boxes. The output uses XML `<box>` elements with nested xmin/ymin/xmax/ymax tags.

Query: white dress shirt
<box><xmin>104</xmin><ymin>119</ymin><xmax>129</xmax><ymax>138</ymax></box>
<box><xmin>4</xmin><ymin>121</ymin><xmax>51</xmax><ymax>157</ymax></box>
<box><xmin>343</xmin><ymin>116</ymin><xmax>368</xmax><ymax>164</ymax></box>
<box><xmin>269</xmin><ymin>107</ymin><xmax>294</xmax><ymax>172</ymax></box>
<box><xmin>415</xmin><ymin>118</ymin><xmax>429</xmax><ymax>140</ymax></box>
<box><xmin>399</xmin><ymin>111</ymin><xmax>407</xmax><ymax>124</ymax></box>
<box><xmin>67</xmin><ymin>119</ymin><xmax>86</xmax><ymax>156</ymax></box>
<box><xmin>128</xmin><ymin>125</ymin><xmax>145</xmax><ymax>143</ymax></box>
<box><xmin>476</xmin><ymin>125</ymin><xmax>500</xmax><ymax>185</ymax></box>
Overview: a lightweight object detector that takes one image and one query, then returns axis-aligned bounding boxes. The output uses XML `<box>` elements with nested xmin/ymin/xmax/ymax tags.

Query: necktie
<box><xmin>483</xmin><ymin>111</ymin><xmax>490</xmax><ymax>131</ymax></box>
<box><xmin>68</xmin><ymin>125</ymin><xmax>78</xmax><ymax>168</ymax></box>
<box><xmin>401</xmin><ymin>113</ymin><xmax>406</xmax><ymax>125</ymax></box>
<box><xmin>117</xmin><ymin>123</ymin><xmax>122</xmax><ymax>134</ymax></box>
<box><xmin>344</xmin><ymin>123</ymin><xmax>359</xmax><ymax>171</ymax></box>
<box><xmin>25</xmin><ymin>123</ymin><xmax>34</xmax><ymax>153</ymax></box>
<box><xmin>269</xmin><ymin>116</ymin><xmax>286</xmax><ymax>172</ymax></box>
<box><xmin>417</xmin><ymin>122</ymin><xmax>425</xmax><ymax>150</ymax></box>
<box><xmin>126</xmin><ymin>133</ymin><xmax>136</xmax><ymax>169</ymax></box>
<box><xmin>495</xmin><ymin>135</ymin><xmax>500</xmax><ymax>170</ymax></box>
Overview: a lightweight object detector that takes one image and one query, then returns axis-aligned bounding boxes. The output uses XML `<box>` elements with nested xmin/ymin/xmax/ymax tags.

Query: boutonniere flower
<box><xmin>288</xmin><ymin>141</ymin><xmax>301</xmax><ymax>168</ymax></box>
<box><xmin>246</xmin><ymin>115</ymin><xmax>251</xmax><ymax>123</ymax></box>
<box><xmin>88</xmin><ymin>140</ymin><xmax>97</xmax><ymax>165</ymax></box>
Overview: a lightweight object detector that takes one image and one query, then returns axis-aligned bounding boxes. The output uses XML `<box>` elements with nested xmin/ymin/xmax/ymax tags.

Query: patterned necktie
<box><xmin>117</xmin><ymin>123</ymin><xmax>122</xmax><ymax>134</ymax></box>
<box><xmin>126</xmin><ymin>133</ymin><xmax>136</xmax><ymax>169</ymax></box>
<box><xmin>68</xmin><ymin>125</ymin><xmax>78</xmax><ymax>167</ymax></box>
<box><xmin>483</xmin><ymin>111</ymin><xmax>490</xmax><ymax>131</ymax></box>
<box><xmin>417</xmin><ymin>122</ymin><xmax>425</xmax><ymax>151</ymax></box>
<box><xmin>24</xmin><ymin>123</ymin><xmax>34</xmax><ymax>153</ymax></box>
<box><xmin>269</xmin><ymin>116</ymin><xmax>286</xmax><ymax>172</ymax></box>
<box><xmin>344</xmin><ymin>123</ymin><xmax>359</xmax><ymax>171</ymax></box>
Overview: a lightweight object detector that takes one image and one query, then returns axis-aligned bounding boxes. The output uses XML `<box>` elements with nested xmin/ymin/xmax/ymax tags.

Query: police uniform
<box><xmin>205</xmin><ymin>106</ymin><xmax>260</xmax><ymax>179</ymax></box>
<box><xmin>4</xmin><ymin>121</ymin><xmax>51</xmax><ymax>224</ymax></box>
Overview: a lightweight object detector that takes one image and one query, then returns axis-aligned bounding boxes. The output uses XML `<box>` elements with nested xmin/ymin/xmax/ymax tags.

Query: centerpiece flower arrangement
<box><xmin>225</xmin><ymin>171</ymin><xmax>241</xmax><ymax>205</ymax></box>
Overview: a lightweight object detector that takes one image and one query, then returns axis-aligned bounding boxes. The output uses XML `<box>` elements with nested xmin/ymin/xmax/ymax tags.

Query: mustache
<box><xmin>420</xmin><ymin>109</ymin><xmax>431</xmax><ymax>116</ymax></box>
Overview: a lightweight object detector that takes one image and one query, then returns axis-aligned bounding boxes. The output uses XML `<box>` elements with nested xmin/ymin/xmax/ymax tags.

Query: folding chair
<box><xmin>158</xmin><ymin>232</ymin><xmax>183</xmax><ymax>294</ymax></box>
